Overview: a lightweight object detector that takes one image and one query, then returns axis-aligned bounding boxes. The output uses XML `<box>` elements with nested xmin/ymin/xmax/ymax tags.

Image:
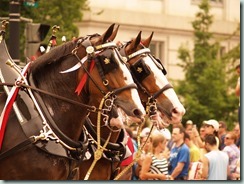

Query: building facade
<box><xmin>76</xmin><ymin>0</ymin><xmax>240</xmax><ymax>81</ymax></box>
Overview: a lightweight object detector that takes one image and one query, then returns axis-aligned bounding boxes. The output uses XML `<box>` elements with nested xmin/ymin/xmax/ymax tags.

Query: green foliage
<box><xmin>0</xmin><ymin>0</ymin><xmax>88</xmax><ymax>62</ymax></box>
<box><xmin>176</xmin><ymin>0</ymin><xmax>240</xmax><ymax>128</ymax></box>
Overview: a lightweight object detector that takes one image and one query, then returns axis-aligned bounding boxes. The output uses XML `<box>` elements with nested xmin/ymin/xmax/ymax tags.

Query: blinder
<box><xmin>97</xmin><ymin>48</ymin><xmax>120</xmax><ymax>75</ymax></box>
<box><xmin>130</xmin><ymin>58</ymin><xmax>150</xmax><ymax>83</ymax></box>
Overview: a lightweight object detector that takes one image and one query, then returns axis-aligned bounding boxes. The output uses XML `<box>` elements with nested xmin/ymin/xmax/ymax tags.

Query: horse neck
<box><xmin>33</xmin><ymin>65</ymin><xmax>88</xmax><ymax>141</ymax></box>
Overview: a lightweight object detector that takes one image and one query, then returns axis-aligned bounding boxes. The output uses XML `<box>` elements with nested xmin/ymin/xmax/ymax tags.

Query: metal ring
<box><xmin>103</xmin><ymin>79</ymin><xmax>109</xmax><ymax>86</ymax></box>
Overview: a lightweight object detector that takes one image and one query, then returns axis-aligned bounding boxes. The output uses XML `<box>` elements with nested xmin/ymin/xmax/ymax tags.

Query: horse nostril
<box><xmin>172</xmin><ymin>108</ymin><xmax>178</xmax><ymax>114</ymax></box>
<box><xmin>133</xmin><ymin>109</ymin><xmax>143</xmax><ymax>118</ymax></box>
<box><xmin>172</xmin><ymin>106</ymin><xmax>186</xmax><ymax>116</ymax></box>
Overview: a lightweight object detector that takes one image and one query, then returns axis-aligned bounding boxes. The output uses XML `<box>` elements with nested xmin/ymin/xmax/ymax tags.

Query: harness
<box><xmin>69</xmin><ymin>36</ymin><xmax>139</xmax><ymax>180</ymax></box>
<box><xmin>0</xmin><ymin>35</ymin><xmax>137</xmax><ymax>179</ymax></box>
<box><xmin>114</xmin><ymin>42</ymin><xmax>173</xmax><ymax>180</ymax></box>
<box><xmin>119</xmin><ymin>42</ymin><xmax>173</xmax><ymax>122</ymax></box>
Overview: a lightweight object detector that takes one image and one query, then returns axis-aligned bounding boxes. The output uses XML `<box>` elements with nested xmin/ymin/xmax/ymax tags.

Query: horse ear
<box><xmin>108</xmin><ymin>25</ymin><xmax>120</xmax><ymax>41</ymax></box>
<box><xmin>130</xmin><ymin>31</ymin><xmax>142</xmax><ymax>51</ymax></box>
<box><xmin>141</xmin><ymin>32</ymin><xmax>154</xmax><ymax>47</ymax></box>
<box><xmin>101</xmin><ymin>23</ymin><xmax>115</xmax><ymax>43</ymax></box>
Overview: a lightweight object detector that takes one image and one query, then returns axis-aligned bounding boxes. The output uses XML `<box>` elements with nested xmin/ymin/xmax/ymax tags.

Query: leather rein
<box><xmin>0</xmin><ymin>37</ymin><xmax>137</xmax><ymax>163</ymax></box>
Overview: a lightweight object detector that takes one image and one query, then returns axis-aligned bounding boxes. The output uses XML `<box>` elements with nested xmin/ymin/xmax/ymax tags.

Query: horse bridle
<box><xmin>72</xmin><ymin>35</ymin><xmax>138</xmax><ymax>128</ymax></box>
<box><xmin>119</xmin><ymin>43</ymin><xmax>173</xmax><ymax>118</ymax></box>
<box><xmin>113</xmin><ymin>44</ymin><xmax>173</xmax><ymax>180</ymax></box>
<box><xmin>71</xmin><ymin>35</ymin><xmax>144</xmax><ymax>180</ymax></box>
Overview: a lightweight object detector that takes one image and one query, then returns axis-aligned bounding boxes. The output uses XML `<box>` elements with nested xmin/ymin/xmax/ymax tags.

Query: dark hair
<box><xmin>204</xmin><ymin>134</ymin><xmax>217</xmax><ymax>146</ymax></box>
<box><xmin>219</xmin><ymin>121</ymin><xmax>227</xmax><ymax>129</ymax></box>
<box><xmin>173</xmin><ymin>124</ymin><xmax>185</xmax><ymax>133</ymax></box>
<box><xmin>184</xmin><ymin>132</ymin><xmax>191</xmax><ymax>140</ymax></box>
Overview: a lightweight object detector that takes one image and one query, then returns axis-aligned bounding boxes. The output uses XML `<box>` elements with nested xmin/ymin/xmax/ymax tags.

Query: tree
<box><xmin>176</xmin><ymin>0</ymin><xmax>240</xmax><ymax>128</ymax></box>
<box><xmin>0</xmin><ymin>0</ymin><xmax>88</xmax><ymax>62</ymax></box>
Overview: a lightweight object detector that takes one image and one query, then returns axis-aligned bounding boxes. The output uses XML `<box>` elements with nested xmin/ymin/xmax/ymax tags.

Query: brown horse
<box><xmin>116</xmin><ymin>32</ymin><xmax>186</xmax><ymax>180</ymax></box>
<box><xmin>120</xmin><ymin>31</ymin><xmax>185</xmax><ymax>128</ymax></box>
<box><xmin>78</xmin><ymin>32</ymin><xmax>185</xmax><ymax>180</ymax></box>
<box><xmin>0</xmin><ymin>24</ymin><xmax>145</xmax><ymax>180</ymax></box>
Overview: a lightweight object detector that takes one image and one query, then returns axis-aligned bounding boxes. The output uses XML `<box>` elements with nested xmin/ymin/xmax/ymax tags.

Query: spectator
<box><xmin>235</xmin><ymin>64</ymin><xmax>240</xmax><ymax>123</ymax></box>
<box><xmin>222</xmin><ymin>131</ymin><xmax>240</xmax><ymax>180</ymax></box>
<box><xmin>185</xmin><ymin>120</ymin><xmax>194</xmax><ymax>139</ymax></box>
<box><xmin>233</xmin><ymin>123</ymin><xmax>240</xmax><ymax>148</ymax></box>
<box><xmin>184</xmin><ymin>132</ymin><xmax>201</xmax><ymax>180</ymax></box>
<box><xmin>232</xmin><ymin>157</ymin><xmax>240</xmax><ymax>180</ymax></box>
<box><xmin>199</xmin><ymin>125</ymin><xmax>206</xmax><ymax>141</ymax></box>
<box><xmin>194</xmin><ymin>119</ymin><xmax>219</xmax><ymax>148</ymax></box>
<box><xmin>168</xmin><ymin>125</ymin><xmax>190</xmax><ymax>180</ymax></box>
<box><xmin>192</xmin><ymin>119</ymin><xmax>220</xmax><ymax>160</ymax></box>
<box><xmin>201</xmin><ymin>134</ymin><xmax>229</xmax><ymax>180</ymax></box>
<box><xmin>139</xmin><ymin>133</ymin><xmax>171</xmax><ymax>180</ymax></box>
<box><xmin>218</xmin><ymin>121</ymin><xmax>227</xmax><ymax>150</ymax></box>
<box><xmin>203</xmin><ymin>119</ymin><xmax>220</xmax><ymax>146</ymax></box>
<box><xmin>184</xmin><ymin>132</ymin><xmax>201</xmax><ymax>162</ymax></box>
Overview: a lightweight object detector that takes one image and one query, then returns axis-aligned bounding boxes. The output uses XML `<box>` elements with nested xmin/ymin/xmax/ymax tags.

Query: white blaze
<box><xmin>117</xmin><ymin>53</ymin><xmax>146</xmax><ymax>115</ymax></box>
<box><xmin>144</xmin><ymin>56</ymin><xmax>185</xmax><ymax>113</ymax></box>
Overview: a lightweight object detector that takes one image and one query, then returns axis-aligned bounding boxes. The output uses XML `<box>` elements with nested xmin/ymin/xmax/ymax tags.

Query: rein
<box><xmin>0</xmin><ymin>81</ymin><xmax>99</xmax><ymax>113</ymax></box>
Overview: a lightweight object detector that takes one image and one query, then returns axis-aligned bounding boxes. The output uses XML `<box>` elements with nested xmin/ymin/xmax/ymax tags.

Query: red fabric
<box><xmin>0</xmin><ymin>88</ymin><xmax>19</xmax><ymax>149</ymax></box>
<box><xmin>120</xmin><ymin>133</ymin><xmax>134</xmax><ymax>166</ymax></box>
<box><xmin>0</xmin><ymin>62</ymin><xmax>30</xmax><ymax>150</ymax></box>
<box><xmin>75</xmin><ymin>59</ymin><xmax>95</xmax><ymax>95</ymax></box>
<box><xmin>52</xmin><ymin>39</ymin><xmax>57</xmax><ymax>46</ymax></box>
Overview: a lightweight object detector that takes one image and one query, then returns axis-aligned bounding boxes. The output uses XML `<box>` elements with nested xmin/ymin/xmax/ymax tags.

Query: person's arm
<box><xmin>201</xmin><ymin>156</ymin><xmax>209</xmax><ymax>180</ymax></box>
<box><xmin>139</xmin><ymin>155</ymin><xmax>167</xmax><ymax>180</ymax></box>
<box><xmin>170</xmin><ymin>162</ymin><xmax>184</xmax><ymax>179</ymax></box>
<box><xmin>192</xmin><ymin>126</ymin><xmax>205</xmax><ymax>148</ymax></box>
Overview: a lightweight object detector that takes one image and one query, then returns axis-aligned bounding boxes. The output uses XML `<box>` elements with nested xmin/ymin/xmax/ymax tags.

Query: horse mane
<box><xmin>30</xmin><ymin>39</ymin><xmax>78</xmax><ymax>75</ymax></box>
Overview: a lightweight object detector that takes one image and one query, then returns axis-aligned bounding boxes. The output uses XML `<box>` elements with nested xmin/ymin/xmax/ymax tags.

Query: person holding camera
<box><xmin>168</xmin><ymin>125</ymin><xmax>190</xmax><ymax>180</ymax></box>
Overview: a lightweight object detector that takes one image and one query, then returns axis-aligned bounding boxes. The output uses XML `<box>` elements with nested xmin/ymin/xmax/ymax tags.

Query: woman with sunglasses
<box><xmin>222</xmin><ymin>131</ymin><xmax>240</xmax><ymax>180</ymax></box>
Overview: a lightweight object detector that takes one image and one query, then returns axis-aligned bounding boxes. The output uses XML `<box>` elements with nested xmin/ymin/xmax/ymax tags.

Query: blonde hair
<box><xmin>151</xmin><ymin>133</ymin><xmax>166</xmax><ymax>153</ymax></box>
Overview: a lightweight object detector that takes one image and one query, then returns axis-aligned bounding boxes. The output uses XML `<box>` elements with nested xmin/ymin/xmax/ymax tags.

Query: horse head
<box><xmin>119</xmin><ymin>31</ymin><xmax>185</xmax><ymax>128</ymax></box>
<box><xmin>76</xmin><ymin>24</ymin><xmax>145</xmax><ymax>127</ymax></box>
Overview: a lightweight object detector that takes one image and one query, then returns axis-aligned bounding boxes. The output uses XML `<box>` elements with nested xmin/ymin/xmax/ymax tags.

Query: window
<box><xmin>149</xmin><ymin>41</ymin><xmax>165</xmax><ymax>65</ymax></box>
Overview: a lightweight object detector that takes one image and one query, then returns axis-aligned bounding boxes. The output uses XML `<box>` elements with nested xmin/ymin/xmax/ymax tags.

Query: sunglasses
<box><xmin>225</xmin><ymin>137</ymin><xmax>232</xmax><ymax>140</ymax></box>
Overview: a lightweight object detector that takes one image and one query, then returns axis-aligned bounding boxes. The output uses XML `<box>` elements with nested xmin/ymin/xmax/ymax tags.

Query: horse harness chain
<box><xmin>0</xmin><ymin>36</ymin><xmax>136</xmax><ymax>179</ymax></box>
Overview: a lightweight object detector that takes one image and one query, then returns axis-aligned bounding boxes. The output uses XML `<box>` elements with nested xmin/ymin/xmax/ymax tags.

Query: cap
<box><xmin>186</xmin><ymin>120</ymin><xmax>193</xmax><ymax>125</ymax></box>
<box><xmin>203</xmin><ymin>119</ymin><xmax>219</xmax><ymax>131</ymax></box>
<box><xmin>159</xmin><ymin>128</ymin><xmax>171</xmax><ymax>140</ymax></box>
<box><xmin>140</xmin><ymin>127</ymin><xmax>151</xmax><ymax>137</ymax></box>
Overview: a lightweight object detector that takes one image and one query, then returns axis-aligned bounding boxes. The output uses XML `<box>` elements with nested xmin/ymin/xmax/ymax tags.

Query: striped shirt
<box><xmin>149</xmin><ymin>154</ymin><xmax>168</xmax><ymax>180</ymax></box>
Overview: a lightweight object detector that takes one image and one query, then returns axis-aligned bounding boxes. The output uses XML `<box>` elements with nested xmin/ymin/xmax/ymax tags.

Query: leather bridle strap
<box><xmin>0</xmin><ymin>137</ymin><xmax>35</xmax><ymax>161</ymax></box>
<box><xmin>152</xmin><ymin>83</ymin><xmax>173</xmax><ymax>99</ymax></box>
<box><xmin>0</xmin><ymin>82</ymin><xmax>98</xmax><ymax>113</ymax></box>
<box><xmin>113</xmin><ymin>83</ymin><xmax>137</xmax><ymax>95</ymax></box>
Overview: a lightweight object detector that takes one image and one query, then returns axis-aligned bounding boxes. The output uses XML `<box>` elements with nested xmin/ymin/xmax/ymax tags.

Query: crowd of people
<box><xmin>120</xmin><ymin>119</ymin><xmax>240</xmax><ymax>180</ymax></box>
